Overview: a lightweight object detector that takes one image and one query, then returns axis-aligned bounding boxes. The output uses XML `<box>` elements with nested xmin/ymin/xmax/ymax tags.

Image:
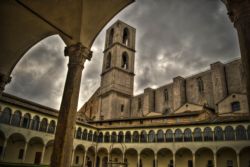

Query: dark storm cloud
<box><xmin>5</xmin><ymin>0</ymin><xmax>240</xmax><ymax>109</ymax></box>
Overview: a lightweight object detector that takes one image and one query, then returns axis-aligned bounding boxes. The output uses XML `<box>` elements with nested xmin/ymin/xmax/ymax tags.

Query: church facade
<box><xmin>0</xmin><ymin>20</ymin><xmax>250</xmax><ymax>167</ymax></box>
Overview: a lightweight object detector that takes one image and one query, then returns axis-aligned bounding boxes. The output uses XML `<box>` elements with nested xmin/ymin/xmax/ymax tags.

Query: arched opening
<box><xmin>111</xmin><ymin>132</ymin><xmax>117</xmax><ymax>143</ymax></box>
<box><xmin>193</xmin><ymin>128</ymin><xmax>202</xmax><ymax>141</ymax></box>
<box><xmin>76</xmin><ymin>127</ymin><xmax>82</xmax><ymax>139</ymax></box>
<box><xmin>157</xmin><ymin>130</ymin><xmax>164</xmax><ymax>142</ymax></box>
<box><xmin>26</xmin><ymin>137</ymin><xmax>44</xmax><ymax>164</ymax></box>
<box><xmin>47</xmin><ymin>120</ymin><xmax>56</xmax><ymax>134</ymax></box>
<box><xmin>122</xmin><ymin>28</ymin><xmax>129</xmax><ymax>46</ymax></box>
<box><xmin>93</xmin><ymin>131</ymin><xmax>98</xmax><ymax>142</ymax></box>
<box><xmin>43</xmin><ymin>140</ymin><xmax>54</xmax><ymax>165</ymax></box>
<box><xmin>175</xmin><ymin>148</ymin><xmax>192</xmax><ymax>167</ymax></box>
<box><xmin>73</xmin><ymin>145</ymin><xmax>85</xmax><ymax>166</ymax></box>
<box><xmin>214</xmin><ymin>126</ymin><xmax>224</xmax><ymax>141</ymax></box>
<box><xmin>82</xmin><ymin>129</ymin><xmax>88</xmax><ymax>140</ymax></box>
<box><xmin>236</xmin><ymin>125</ymin><xmax>247</xmax><ymax>140</ymax></box>
<box><xmin>125</xmin><ymin>131</ymin><xmax>131</xmax><ymax>143</ymax></box>
<box><xmin>106</xmin><ymin>52</ymin><xmax>112</xmax><ymax>69</ymax></box>
<box><xmin>121</xmin><ymin>52</ymin><xmax>129</xmax><ymax>69</ymax></box>
<box><xmin>140</xmin><ymin>148</ymin><xmax>155</xmax><ymax>167</ymax></box>
<box><xmin>217</xmin><ymin>147</ymin><xmax>237</xmax><ymax>167</ymax></box>
<box><xmin>39</xmin><ymin>118</ymin><xmax>48</xmax><ymax>132</ymax></box>
<box><xmin>174</xmin><ymin>129</ymin><xmax>183</xmax><ymax>142</ymax></box>
<box><xmin>125</xmin><ymin>148</ymin><xmax>138</xmax><ymax>167</ymax></box>
<box><xmin>157</xmin><ymin>148</ymin><xmax>173</xmax><ymax>167</ymax></box>
<box><xmin>195</xmin><ymin>148</ymin><xmax>214</xmax><ymax>167</ymax></box>
<box><xmin>30</xmin><ymin>115</ymin><xmax>40</xmax><ymax>131</ymax></box>
<box><xmin>98</xmin><ymin>132</ymin><xmax>103</xmax><ymax>143</ymax></box>
<box><xmin>86</xmin><ymin>147</ymin><xmax>95</xmax><ymax>167</ymax></box>
<box><xmin>110</xmin><ymin>148</ymin><xmax>123</xmax><ymax>164</ymax></box>
<box><xmin>183</xmin><ymin>128</ymin><xmax>192</xmax><ymax>142</ymax></box>
<box><xmin>204</xmin><ymin>127</ymin><xmax>213</xmax><ymax>141</ymax></box>
<box><xmin>104</xmin><ymin>132</ymin><xmax>110</xmax><ymax>143</ymax></box>
<box><xmin>118</xmin><ymin>132</ymin><xmax>124</xmax><ymax>143</ymax></box>
<box><xmin>5</xmin><ymin>133</ymin><xmax>26</xmax><ymax>163</ymax></box>
<box><xmin>21</xmin><ymin>113</ymin><xmax>31</xmax><ymax>128</ymax></box>
<box><xmin>10</xmin><ymin>110</ymin><xmax>22</xmax><ymax>127</ymax></box>
<box><xmin>97</xmin><ymin>148</ymin><xmax>108</xmax><ymax>167</ymax></box>
<box><xmin>225</xmin><ymin>126</ymin><xmax>235</xmax><ymax>141</ymax></box>
<box><xmin>239</xmin><ymin>147</ymin><xmax>250</xmax><ymax>167</ymax></box>
<box><xmin>88</xmin><ymin>130</ymin><xmax>93</xmax><ymax>141</ymax></box>
<box><xmin>0</xmin><ymin>107</ymin><xmax>12</xmax><ymax>124</ymax></box>
<box><xmin>148</xmin><ymin>130</ymin><xmax>155</xmax><ymax>143</ymax></box>
<box><xmin>166</xmin><ymin>129</ymin><xmax>173</xmax><ymax>142</ymax></box>
<box><xmin>132</xmin><ymin>131</ymin><xmax>139</xmax><ymax>143</ymax></box>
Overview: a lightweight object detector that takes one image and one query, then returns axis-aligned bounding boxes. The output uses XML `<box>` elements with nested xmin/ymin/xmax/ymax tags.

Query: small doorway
<box><xmin>34</xmin><ymin>152</ymin><xmax>42</xmax><ymax>164</ymax></box>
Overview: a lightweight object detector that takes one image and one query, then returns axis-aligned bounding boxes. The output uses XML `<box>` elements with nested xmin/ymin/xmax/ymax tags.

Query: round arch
<box><xmin>239</xmin><ymin>147</ymin><xmax>250</xmax><ymax>167</ymax></box>
<box><xmin>26</xmin><ymin>136</ymin><xmax>45</xmax><ymax>164</ymax></box>
<box><xmin>216</xmin><ymin>147</ymin><xmax>237</xmax><ymax>167</ymax></box>
<box><xmin>140</xmin><ymin>148</ymin><xmax>155</xmax><ymax>167</ymax></box>
<box><xmin>195</xmin><ymin>147</ymin><xmax>214</xmax><ymax>167</ymax></box>
<box><xmin>125</xmin><ymin>148</ymin><xmax>138</xmax><ymax>167</ymax></box>
<box><xmin>175</xmin><ymin>148</ymin><xmax>192</xmax><ymax>167</ymax></box>
<box><xmin>157</xmin><ymin>148</ymin><xmax>173</xmax><ymax>167</ymax></box>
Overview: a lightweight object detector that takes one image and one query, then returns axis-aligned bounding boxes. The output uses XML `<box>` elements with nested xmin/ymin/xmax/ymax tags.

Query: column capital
<box><xmin>222</xmin><ymin>0</ymin><xmax>250</xmax><ymax>23</ymax></box>
<box><xmin>0</xmin><ymin>73</ymin><xmax>11</xmax><ymax>92</ymax></box>
<box><xmin>64</xmin><ymin>42</ymin><xmax>92</xmax><ymax>68</ymax></box>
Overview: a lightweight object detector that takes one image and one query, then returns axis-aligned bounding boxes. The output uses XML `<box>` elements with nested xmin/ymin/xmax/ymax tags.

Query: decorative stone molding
<box><xmin>222</xmin><ymin>0</ymin><xmax>250</xmax><ymax>24</ymax></box>
<box><xmin>0</xmin><ymin>73</ymin><xmax>11</xmax><ymax>92</ymax></box>
<box><xmin>64</xmin><ymin>42</ymin><xmax>92</xmax><ymax>68</ymax></box>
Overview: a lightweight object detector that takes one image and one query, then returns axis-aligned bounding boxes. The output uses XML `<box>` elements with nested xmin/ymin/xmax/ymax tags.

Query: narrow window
<box><xmin>231</xmin><ymin>101</ymin><xmax>240</xmax><ymax>112</ymax></box>
<box><xmin>164</xmin><ymin>89</ymin><xmax>168</xmax><ymax>102</ymax></box>
<box><xmin>197</xmin><ymin>77</ymin><xmax>204</xmax><ymax>94</ymax></box>
<box><xmin>121</xmin><ymin>104</ymin><xmax>124</xmax><ymax>112</ymax></box>
<box><xmin>108</xmin><ymin>28</ymin><xmax>114</xmax><ymax>46</ymax></box>
<box><xmin>121</xmin><ymin>52</ymin><xmax>129</xmax><ymax>69</ymax></box>
<box><xmin>106</xmin><ymin>53</ymin><xmax>111</xmax><ymax>69</ymax></box>
<box><xmin>122</xmin><ymin>28</ymin><xmax>129</xmax><ymax>46</ymax></box>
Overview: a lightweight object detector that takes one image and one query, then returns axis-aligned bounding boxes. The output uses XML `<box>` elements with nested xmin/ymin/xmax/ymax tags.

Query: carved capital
<box><xmin>0</xmin><ymin>73</ymin><xmax>11</xmax><ymax>92</ymax></box>
<box><xmin>222</xmin><ymin>0</ymin><xmax>250</xmax><ymax>23</ymax></box>
<box><xmin>64</xmin><ymin>42</ymin><xmax>92</xmax><ymax>68</ymax></box>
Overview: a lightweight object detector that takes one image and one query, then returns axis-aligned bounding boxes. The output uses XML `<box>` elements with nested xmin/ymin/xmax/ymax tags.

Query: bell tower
<box><xmin>99</xmin><ymin>20</ymin><xmax>136</xmax><ymax>120</ymax></box>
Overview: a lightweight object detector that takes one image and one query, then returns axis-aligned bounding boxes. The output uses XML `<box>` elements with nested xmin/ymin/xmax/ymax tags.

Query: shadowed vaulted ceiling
<box><xmin>0</xmin><ymin>0</ymin><xmax>134</xmax><ymax>76</ymax></box>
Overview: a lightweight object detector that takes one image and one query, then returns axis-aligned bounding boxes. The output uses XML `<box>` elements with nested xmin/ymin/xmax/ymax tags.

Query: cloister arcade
<box><xmin>0</xmin><ymin>104</ymin><xmax>250</xmax><ymax>167</ymax></box>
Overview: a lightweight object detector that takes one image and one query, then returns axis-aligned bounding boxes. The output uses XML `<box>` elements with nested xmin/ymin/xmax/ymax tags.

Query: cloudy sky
<box><xmin>5</xmin><ymin>0</ymin><xmax>240</xmax><ymax>110</ymax></box>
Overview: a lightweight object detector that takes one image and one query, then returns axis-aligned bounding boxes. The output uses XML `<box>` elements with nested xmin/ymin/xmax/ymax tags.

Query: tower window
<box><xmin>106</xmin><ymin>53</ymin><xmax>111</xmax><ymax>69</ymax></box>
<box><xmin>121</xmin><ymin>52</ymin><xmax>129</xmax><ymax>69</ymax></box>
<box><xmin>121</xmin><ymin>104</ymin><xmax>124</xmax><ymax>112</ymax></box>
<box><xmin>197</xmin><ymin>77</ymin><xmax>204</xmax><ymax>93</ymax></box>
<box><xmin>122</xmin><ymin>28</ymin><xmax>129</xmax><ymax>46</ymax></box>
<box><xmin>108</xmin><ymin>28</ymin><xmax>114</xmax><ymax>46</ymax></box>
<box><xmin>164</xmin><ymin>88</ymin><xmax>168</xmax><ymax>102</ymax></box>
<box><xmin>231</xmin><ymin>101</ymin><xmax>240</xmax><ymax>112</ymax></box>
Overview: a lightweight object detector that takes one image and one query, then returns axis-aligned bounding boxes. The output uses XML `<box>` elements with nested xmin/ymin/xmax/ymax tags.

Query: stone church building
<box><xmin>0</xmin><ymin>20</ymin><xmax>250</xmax><ymax>167</ymax></box>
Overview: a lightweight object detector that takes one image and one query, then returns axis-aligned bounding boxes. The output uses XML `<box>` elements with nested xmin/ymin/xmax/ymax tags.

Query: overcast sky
<box><xmin>5</xmin><ymin>0</ymin><xmax>240</xmax><ymax>110</ymax></box>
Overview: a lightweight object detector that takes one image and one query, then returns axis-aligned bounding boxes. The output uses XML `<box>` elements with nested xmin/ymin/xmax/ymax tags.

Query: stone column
<box><xmin>0</xmin><ymin>73</ymin><xmax>11</xmax><ymax>96</ymax></box>
<box><xmin>41</xmin><ymin>145</ymin><xmax>46</xmax><ymax>164</ymax></box>
<box><xmin>71</xmin><ymin>148</ymin><xmax>75</xmax><ymax>166</ymax></box>
<box><xmin>173</xmin><ymin>153</ymin><xmax>176</xmax><ymax>167</ymax></box>
<box><xmin>222</xmin><ymin>0</ymin><xmax>250</xmax><ymax>110</ymax></box>
<box><xmin>213</xmin><ymin>152</ymin><xmax>217</xmax><ymax>167</ymax></box>
<box><xmin>0</xmin><ymin>140</ymin><xmax>7</xmax><ymax>161</ymax></box>
<box><xmin>82</xmin><ymin>152</ymin><xmax>87</xmax><ymax>167</ymax></box>
<box><xmin>22</xmin><ymin>142</ymin><xmax>28</xmax><ymax>163</ymax></box>
<box><xmin>137</xmin><ymin>154</ymin><xmax>140</xmax><ymax>167</ymax></box>
<box><xmin>154</xmin><ymin>154</ymin><xmax>157</xmax><ymax>167</ymax></box>
<box><xmin>237</xmin><ymin>153</ymin><xmax>240</xmax><ymax>167</ymax></box>
<box><xmin>192</xmin><ymin>153</ymin><xmax>196</xmax><ymax>167</ymax></box>
<box><xmin>50</xmin><ymin>43</ymin><xmax>92</xmax><ymax>167</ymax></box>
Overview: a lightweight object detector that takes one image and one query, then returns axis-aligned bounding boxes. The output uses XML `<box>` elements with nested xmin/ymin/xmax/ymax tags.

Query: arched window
<box><xmin>204</xmin><ymin>127</ymin><xmax>213</xmax><ymax>141</ymax></box>
<box><xmin>140</xmin><ymin>130</ymin><xmax>147</xmax><ymax>143</ymax></box>
<box><xmin>111</xmin><ymin>132</ymin><xmax>117</xmax><ymax>143</ymax></box>
<box><xmin>214</xmin><ymin>126</ymin><xmax>224</xmax><ymax>141</ymax></box>
<box><xmin>118</xmin><ymin>132</ymin><xmax>124</xmax><ymax>142</ymax></box>
<box><xmin>31</xmin><ymin>115</ymin><xmax>40</xmax><ymax>130</ymax></box>
<box><xmin>148</xmin><ymin>130</ymin><xmax>155</xmax><ymax>142</ymax></box>
<box><xmin>174</xmin><ymin>129</ymin><xmax>183</xmax><ymax>142</ymax></box>
<box><xmin>0</xmin><ymin>108</ymin><xmax>12</xmax><ymax>124</ymax></box>
<box><xmin>106</xmin><ymin>53</ymin><xmax>111</xmax><ymax>69</ymax></box>
<box><xmin>39</xmin><ymin>118</ymin><xmax>48</xmax><ymax>132</ymax></box>
<box><xmin>193</xmin><ymin>128</ymin><xmax>202</xmax><ymax>141</ymax></box>
<box><xmin>76</xmin><ymin>127</ymin><xmax>82</xmax><ymax>139</ymax></box>
<box><xmin>88</xmin><ymin>131</ymin><xmax>93</xmax><ymax>141</ymax></box>
<box><xmin>132</xmin><ymin>131</ymin><xmax>139</xmax><ymax>143</ymax></box>
<box><xmin>82</xmin><ymin>129</ymin><xmax>88</xmax><ymax>140</ymax></box>
<box><xmin>11</xmin><ymin>111</ymin><xmax>21</xmax><ymax>126</ymax></box>
<box><xmin>184</xmin><ymin>128</ymin><xmax>192</xmax><ymax>142</ymax></box>
<box><xmin>21</xmin><ymin>113</ymin><xmax>30</xmax><ymax>128</ymax></box>
<box><xmin>197</xmin><ymin>77</ymin><xmax>204</xmax><ymax>93</ymax></box>
<box><xmin>225</xmin><ymin>126</ymin><xmax>235</xmax><ymax>141</ymax></box>
<box><xmin>157</xmin><ymin>130</ymin><xmax>164</xmax><ymax>142</ymax></box>
<box><xmin>125</xmin><ymin>131</ymin><xmax>131</xmax><ymax>143</ymax></box>
<box><xmin>121</xmin><ymin>52</ymin><xmax>129</xmax><ymax>69</ymax></box>
<box><xmin>231</xmin><ymin>101</ymin><xmax>241</xmax><ymax>112</ymax></box>
<box><xmin>98</xmin><ymin>132</ymin><xmax>103</xmax><ymax>143</ymax></box>
<box><xmin>93</xmin><ymin>132</ymin><xmax>98</xmax><ymax>142</ymax></box>
<box><xmin>108</xmin><ymin>28</ymin><xmax>114</xmax><ymax>46</ymax></box>
<box><xmin>164</xmin><ymin>89</ymin><xmax>168</xmax><ymax>102</ymax></box>
<box><xmin>236</xmin><ymin>125</ymin><xmax>247</xmax><ymax>140</ymax></box>
<box><xmin>104</xmin><ymin>132</ymin><xmax>110</xmax><ymax>143</ymax></box>
<box><xmin>48</xmin><ymin>120</ymin><xmax>56</xmax><ymax>134</ymax></box>
<box><xmin>122</xmin><ymin>28</ymin><xmax>129</xmax><ymax>46</ymax></box>
<box><xmin>166</xmin><ymin>129</ymin><xmax>173</xmax><ymax>142</ymax></box>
